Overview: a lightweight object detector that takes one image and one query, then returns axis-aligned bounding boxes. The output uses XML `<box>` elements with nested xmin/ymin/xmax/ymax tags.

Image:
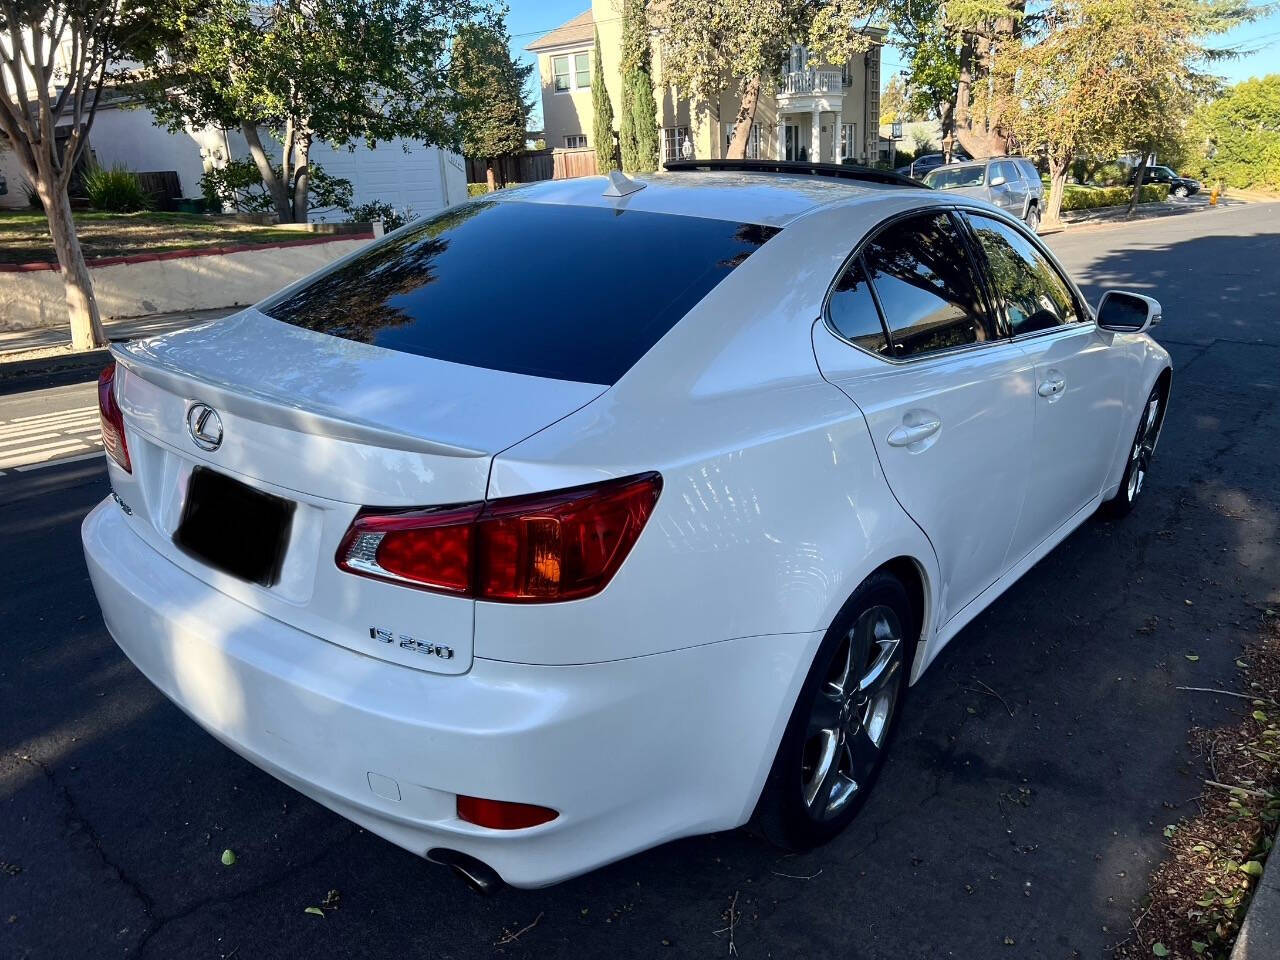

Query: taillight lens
<box><xmin>336</xmin><ymin>472</ymin><xmax>661</xmax><ymax>602</ymax></box>
<box><xmin>98</xmin><ymin>363</ymin><xmax>131</xmax><ymax>473</ymax></box>
<box><xmin>456</xmin><ymin>795</ymin><xmax>558</xmax><ymax>830</ymax></box>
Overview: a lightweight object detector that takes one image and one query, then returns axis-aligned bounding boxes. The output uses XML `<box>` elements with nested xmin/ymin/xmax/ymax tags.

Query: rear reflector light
<box><xmin>98</xmin><ymin>363</ymin><xmax>131</xmax><ymax>473</ymax></box>
<box><xmin>456</xmin><ymin>795</ymin><xmax>558</xmax><ymax>830</ymax></box>
<box><xmin>337</xmin><ymin>472</ymin><xmax>661</xmax><ymax>602</ymax></box>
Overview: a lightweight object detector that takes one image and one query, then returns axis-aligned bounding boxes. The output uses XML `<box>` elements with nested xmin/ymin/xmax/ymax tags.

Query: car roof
<box><xmin>487</xmin><ymin>171</ymin><xmax>926</xmax><ymax>229</ymax></box>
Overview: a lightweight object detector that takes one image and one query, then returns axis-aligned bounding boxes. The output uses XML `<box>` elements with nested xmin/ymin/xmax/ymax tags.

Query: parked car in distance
<box><xmin>924</xmin><ymin>157</ymin><xmax>1046</xmax><ymax>231</ymax></box>
<box><xmin>896</xmin><ymin>150</ymin><xmax>970</xmax><ymax>179</ymax></box>
<box><xmin>84</xmin><ymin>160</ymin><xmax>1171</xmax><ymax>890</ymax></box>
<box><xmin>1127</xmin><ymin>164</ymin><xmax>1201</xmax><ymax>198</ymax></box>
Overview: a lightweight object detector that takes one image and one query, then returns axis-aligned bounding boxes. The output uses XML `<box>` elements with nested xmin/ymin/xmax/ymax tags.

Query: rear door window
<box><xmin>965</xmin><ymin>213</ymin><xmax>1079</xmax><ymax>335</ymax></box>
<box><xmin>263</xmin><ymin>200</ymin><xmax>779</xmax><ymax>384</ymax></box>
<box><xmin>860</xmin><ymin>212</ymin><xmax>995</xmax><ymax>359</ymax></box>
<box><xmin>827</xmin><ymin>258</ymin><xmax>891</xmax><ymax>356</ymax></box>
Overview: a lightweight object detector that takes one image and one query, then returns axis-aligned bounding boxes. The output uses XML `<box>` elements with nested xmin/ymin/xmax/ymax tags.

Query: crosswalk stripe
<box><xmin>0</xmin><ymin>432</ymin><xmax>58</xmax><ymax>448</ymax></box>
<box><xmin>0</xmin><ymin>418</ymin><xmax>97</xmax><ymax>439</ymax></box>
<box><xmin>0</xmin><ymin>440</ymin><xmax>87</xmax><ymax>469</ymax></box>
<box><xmin>4</xmin><ymin>405</ymin><xmax>98</xmax><ymax>425</ymax></box>
<box><xmin>14</xmin><ymin>450</ymin><xmax>106</xmax><ymax>472</ymax></box>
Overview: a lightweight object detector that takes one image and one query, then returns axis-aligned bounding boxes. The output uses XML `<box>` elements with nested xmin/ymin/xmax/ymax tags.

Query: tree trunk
<box><xmin>241</xmin><ymin>122</ymin><xmax>293</xmax><ymax>222</ymax></box>
<box><xmin>1127</xmin><ymin>152</ymin><xmax>1150</xmax><ymax>216</ymax></box>
<box><xmin>292</xmin><ymin>133</ymin><xmax>312</xmax><ymax>223</ymax></box>
<box><xmin>1043</xmin><ymin>161</ymin><xmax>1070</xmax><ymax>230</ymax></box>
<box><xmin>34</xmin><ymin>166</ymin><xmax>105</xmax><ymax>351</ymax></box>
<box><xmin>727</xmin><ymin>77</ymin><xmax>762</xmax><ymax>160</ymax></box>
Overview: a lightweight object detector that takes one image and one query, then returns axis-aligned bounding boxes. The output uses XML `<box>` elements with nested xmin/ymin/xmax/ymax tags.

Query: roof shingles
<box><xmin>526</xmin><ymin>9</ymin><xmax>594</xmax><ymax>52</ymax></box>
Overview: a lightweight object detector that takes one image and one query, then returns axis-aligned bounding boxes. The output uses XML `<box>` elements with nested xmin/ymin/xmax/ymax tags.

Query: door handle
<box><xmin>1037</xmin><ymin>376</ymin><xmax>1066</xmax><ymax>397</ymax></box>
<box><xmin>887</xmin><ymin>418</ymin><xmax>941</xmax><ymax>447</ymax></box>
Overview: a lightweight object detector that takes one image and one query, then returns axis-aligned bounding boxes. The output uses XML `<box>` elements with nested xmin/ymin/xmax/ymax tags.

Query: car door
<box><xmin>990</xmin><ymin>161</ymin><xmax>1026</xmax><ymax>216</ymax></box>
<box><xmin>814</xmin><ymin>209</ymin><xmax>1037</xmax><ymax>626</ymax></box>
<box><xmin>961</xmin><ymin>211</ymin><xmax>1129</xmax><ymax>567</ymax></box>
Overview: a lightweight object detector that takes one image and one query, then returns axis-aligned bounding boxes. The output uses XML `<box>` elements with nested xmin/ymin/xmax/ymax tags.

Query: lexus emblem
<box><xmin>186</xmin><ymin>403</ymin><xmax>224</xmax><ymax>451</ymax></box>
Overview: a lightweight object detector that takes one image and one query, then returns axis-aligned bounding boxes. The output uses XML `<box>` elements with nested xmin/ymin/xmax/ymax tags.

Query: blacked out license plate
<box><xmin>175</xmin><ymin>466</ymin><xmax>295</xmax><ymax>586</ymax></box>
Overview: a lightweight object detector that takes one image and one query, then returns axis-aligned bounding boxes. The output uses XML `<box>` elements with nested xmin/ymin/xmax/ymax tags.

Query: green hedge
<box><xmin>1059</xmin><ymin>183</ymin><xmax>1169</xmax><ymax>211</ymax></box>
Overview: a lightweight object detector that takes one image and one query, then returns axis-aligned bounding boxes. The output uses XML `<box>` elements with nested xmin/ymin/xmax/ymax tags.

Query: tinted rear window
<box><xmin>264</xmin><ymin>199</ymin><xmax>780</xmax><ymax>384</ymax></box>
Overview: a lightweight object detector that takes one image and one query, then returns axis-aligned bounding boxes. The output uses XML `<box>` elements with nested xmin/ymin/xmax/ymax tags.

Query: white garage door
<box><xmin>307</xmin><ymin>139</ymin><xmax>464</xmax><ymax>222</ymax></box>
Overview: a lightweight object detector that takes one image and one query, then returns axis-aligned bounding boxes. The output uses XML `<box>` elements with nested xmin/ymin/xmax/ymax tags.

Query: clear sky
<box><xmin>508</xmin><ymin>2</ymin><xmax>1280</xmax><ymax>133</ymax></box>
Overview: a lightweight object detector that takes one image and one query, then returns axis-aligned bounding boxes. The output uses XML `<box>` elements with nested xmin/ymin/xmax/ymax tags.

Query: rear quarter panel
<box><xmin>480</xmin><ymin>198</ymin><xmax>939</xmax><ymax>669</ymax></box>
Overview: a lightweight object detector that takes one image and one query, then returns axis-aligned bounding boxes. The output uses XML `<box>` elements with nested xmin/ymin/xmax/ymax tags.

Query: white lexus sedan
<box><xmin>83</xmin><ymin>161</ymin><xmax>1171</xmax><ymax>891</ymax></box>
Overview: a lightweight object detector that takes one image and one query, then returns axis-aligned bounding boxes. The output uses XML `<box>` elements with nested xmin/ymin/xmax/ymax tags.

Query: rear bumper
<box><xmin>82</xmin><ymin>499</ymin><xmax>814</xmax><ymax>887</ymax></box>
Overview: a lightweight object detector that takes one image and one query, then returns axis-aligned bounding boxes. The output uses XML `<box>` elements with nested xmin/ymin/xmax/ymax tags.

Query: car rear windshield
<box><xmin>263</xmin><ymin>199</ymin><xmax>780</xmax><ymax>384</ymax></box>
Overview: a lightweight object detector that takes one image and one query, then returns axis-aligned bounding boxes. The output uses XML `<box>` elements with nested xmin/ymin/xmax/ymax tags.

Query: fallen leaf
<box><xmin>1242</xmin><ymin>860</ymin><xmax>1264</xmax><ymax>877</ymax></box>
<box><xmin>1153</xmin><ymin>944</ymin><xmax>1169</xmax><ymax>957</ymax></box>
<box><xmin>1185</xmin><ymin>654</ymin><xmax>1200</xmax><ymax>662</ymax></box>
<box><xmin>220</xmin><ymin>849</ymin><xmax>236</xmax><ymax>867</ymax></box>
<box><xmin>304</xmin><ymin>906</ymin><xmax>325</xmax><ymax>917</ymax></box>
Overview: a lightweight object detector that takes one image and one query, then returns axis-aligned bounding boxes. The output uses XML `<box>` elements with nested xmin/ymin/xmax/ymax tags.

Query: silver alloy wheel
<box><xmin>1127</xmin><ymin>392</ymin><xmax>1162</xmax><ymax>502</ymax></box>
<box><xmin>800</xmin><ymin>605</ymin><xmax>904</xmax><ymax>821</ymax></box>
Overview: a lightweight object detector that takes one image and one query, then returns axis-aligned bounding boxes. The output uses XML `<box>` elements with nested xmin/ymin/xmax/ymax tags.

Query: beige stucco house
<box><xmin>527</xmin><ymin>1</ymin><xmax>885</xmax><ymax>166</ymax></box>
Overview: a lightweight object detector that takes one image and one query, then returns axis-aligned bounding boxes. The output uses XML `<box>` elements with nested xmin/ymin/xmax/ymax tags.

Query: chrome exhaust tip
<box><xmin>426</xmin><ymin>848</ymin><xmax>504</xmax><ymax>895</ymax></box>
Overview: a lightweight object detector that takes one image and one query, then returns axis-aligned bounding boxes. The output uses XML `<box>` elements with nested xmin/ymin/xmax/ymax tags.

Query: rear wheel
<box><xmin>1106</xmin><ymin>383</ymin><xmax>1165</xmax><ymax>517</ymax></box>
<box><xmin>752</xmin><ymin>571</ymin><xmax>914</xmax><ymax>849</ymax></box>
<box><xmin>1025</xmin><ymin>204</ymin><xmax>1041</xmax><ymax>232</ymax></box>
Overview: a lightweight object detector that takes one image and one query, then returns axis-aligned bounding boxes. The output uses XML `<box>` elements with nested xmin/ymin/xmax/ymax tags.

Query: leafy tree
<box><xmin>453</xmin><ymin>15</ymin><xmax>532</xmax><ymax>190</ymax></box>
<box><xmin>630</xmin><ymin>70</ymin><xmax>660</xmax><ymax>171</ymax></box>
<box><xmin>1189</xmin><ymin>74</ymin><xmax>1280</xmax><ymax>189</ymax></box>
<box><xmin>883</xmin><ymin>0</ymin><xmax>959</xmax><ymax>139</ymax></box>
<box><xmin>144</xmin><ymin>0</ymin><xmax>487</xmax><ymax>223</ymax></box>
<box><xmin>880</xmin><ymin>74</ymin><xmax>908</xmax><ymax>123</ymax></box>
<box><xmin>656</xmin><ymin>0</ymin><xmax>876</xmax><ymax>159</ymax></box>
<box><xmin>0</xmin><ymin>0</ymin><xmax>172</xmax><ymax>349</ymax></box>
<box><xmin>619</xmin><ymin>0</ymin><xmax>657</xmax><ymax>172</ymax></box>
<box><xmin>592</xmin><ymin>28</ymin><xmax>617</xmax><ymax>171</ymax></box>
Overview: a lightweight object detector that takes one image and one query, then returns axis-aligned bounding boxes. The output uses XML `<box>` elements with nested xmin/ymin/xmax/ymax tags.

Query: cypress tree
<box><xmin>591</xmin><ymin>29</ymin><xmax>618</xmax><ymax>171</ymax></box>
<box><xmin>619</xmin><ymin>0</ymin><xmax>658</xmax><ymax>172</ymax></box>
<box><xmin>631</xmin><ymin>71</ymin><xmax>659</xmax><ymax>172</ymax></box>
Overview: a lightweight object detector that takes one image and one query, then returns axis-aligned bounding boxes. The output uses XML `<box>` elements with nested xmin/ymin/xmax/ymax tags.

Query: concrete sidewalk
<box><xmin>1233</xmin><ymin>828</ymin><xmax>1280</xmax><ymax>959</ymax></box>
<box><xmin>0</xmin><ymin>307</ymin><xmax>236</xmax><ymax>359</ymax></box>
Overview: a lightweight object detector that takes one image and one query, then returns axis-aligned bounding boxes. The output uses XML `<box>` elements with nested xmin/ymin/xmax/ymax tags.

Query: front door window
<box><xmin>784</xmin><ymin>124</ymin><xmax>800</xmax><ymax>161</ymax></box>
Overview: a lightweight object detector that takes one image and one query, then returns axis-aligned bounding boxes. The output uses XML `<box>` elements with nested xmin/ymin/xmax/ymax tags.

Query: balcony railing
<box><xmin>780</xmin><ymin>69</ymin><xmax>844</xmax><ymax>96</ymax></box>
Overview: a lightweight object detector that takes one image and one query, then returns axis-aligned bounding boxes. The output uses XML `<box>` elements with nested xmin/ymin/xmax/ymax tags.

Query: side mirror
<box><xmin>1097</xmin><ymin>290</ymin><xmax>1162</xmax><ymax>333</ymax></box>
<box><xmin>989</xmin><ymin>174</ymin><xmax>1007</xmax><ymax>187</ymax></box>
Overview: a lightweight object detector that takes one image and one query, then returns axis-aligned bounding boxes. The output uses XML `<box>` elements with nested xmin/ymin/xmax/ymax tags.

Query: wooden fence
<box><xmin>465</xmin><ymin>148</ymin><xmax>598</xmax><ymax>186</ymax></box>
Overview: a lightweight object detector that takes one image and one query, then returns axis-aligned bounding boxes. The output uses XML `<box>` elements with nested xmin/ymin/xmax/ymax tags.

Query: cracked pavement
<box><xmin>2</xmin><ymin>202</ymin><xmax>1278</xmax><ymax>958</ymax></box>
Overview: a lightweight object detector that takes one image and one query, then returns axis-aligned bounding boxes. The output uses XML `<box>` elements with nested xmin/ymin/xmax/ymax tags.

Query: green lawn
<box><xmin>0</xmin><ymin>210</ymin><xmax>304</xmax><ymax>265</ymax></box>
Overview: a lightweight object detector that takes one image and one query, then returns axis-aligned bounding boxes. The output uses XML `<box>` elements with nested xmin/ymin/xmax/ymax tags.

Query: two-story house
<box><xmin>528</xmin><ymin>1</ymin><xmax>884</xmax><ymax>166</ymax></box>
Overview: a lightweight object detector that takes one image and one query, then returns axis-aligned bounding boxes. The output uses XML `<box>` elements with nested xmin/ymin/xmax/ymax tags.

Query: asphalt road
<box><xmin>2</xmin><ymin>202</ymin><xmax>1278</xmax><ymax>960</ymax></box>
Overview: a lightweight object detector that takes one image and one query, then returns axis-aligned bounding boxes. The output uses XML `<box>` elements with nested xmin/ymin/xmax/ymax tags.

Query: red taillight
<box><xmin>456</xmin><ymin>795</ymin><xmax>557</xmax><ymax>830</ymax></box>
<box><xmin>98</xmin><ymin>363</ymin><xmax>131</xmax><ymax>473</ymax></box>
<box><xmin>336</xmin><ymin>472</ymin><xmax>662</xmax><ymax>602</ymax></box>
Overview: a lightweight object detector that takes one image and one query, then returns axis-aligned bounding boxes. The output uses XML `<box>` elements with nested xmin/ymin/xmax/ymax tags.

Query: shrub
<box><xmin>467</xmin><ymin>182</ymin><xmax>490</xmax><ymax>197</ymax></box>
<box><xmin>1059</xmin><ymin>183</ymin><xmax>1169</xmax><ymax>211</ymax></box>
<box><xmin>199</xmin><ymin>157</ymin><xmax>353</xmax><ymax>217</ymax></box>
<box><xmin>349</xmin><ymin>200</ymin><xmax>415</xmax><ymax>232</ymax></box>
<box><xmin>21</xmin><ymin>179</ymin><xmax>43</xmax><ymax>210</ymax></box>
<box><xmin>83</xmin><ymin>165</ymin><xmax>153</xmax><ymax>212</ymax></box>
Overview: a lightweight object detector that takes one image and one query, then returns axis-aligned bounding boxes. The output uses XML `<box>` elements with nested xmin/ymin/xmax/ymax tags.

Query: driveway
<box><xmin>1</xmin><ymin>202</ymin><xmax>1278</xmax><ymax>959</ymax></box>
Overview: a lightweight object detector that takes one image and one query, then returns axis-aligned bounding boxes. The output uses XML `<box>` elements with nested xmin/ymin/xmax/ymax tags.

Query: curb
<box><xmin>1232</xmin><ymin>826</ymin><xmax>1280</xmax><ymax>959</ymax></box>
<box><xmin>0</xmin><ymin>231</ymin><xmax>374</xmax><ymax>273</ymax></box>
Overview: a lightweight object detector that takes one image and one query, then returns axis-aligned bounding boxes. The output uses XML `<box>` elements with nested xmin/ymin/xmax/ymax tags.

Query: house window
<box><xmin>565</xmin><ymin>135</ymin><xmax>588</xmax><ymax>149</ymax></box>
<box><xmin>552</xmin><ymin>55</ymin><xmax>570</xmax><ymax>92</ymax></box>
<box><xmin>574</xmin><ymin>52</ymin><xmax>591</xmax><ymax>89</ymax></box>
<box><xmin>840</xmin><ymin>123</ymin><xmax>857</xmax><ymax>160</ymax></box>
<box><xmin>723</xmin><ymin>123</ymin><xmax>760</xmax><ymax>159</ymax></box>
<box><xmin>662</xmin><ymin>126</ymin><xmax>691</xmax><ymax>162</ymax></box>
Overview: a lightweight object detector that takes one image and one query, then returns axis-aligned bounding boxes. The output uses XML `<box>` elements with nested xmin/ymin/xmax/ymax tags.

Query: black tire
<box><xmin>1105</xmin><ymin>381</ymin><xmax>1167</xmax><ymax>518</ymax></box>
<box><xmin>751</xmin><ymin>570</ymin><xmax>916</xmax><ymax>850</ymax></box>
<box><xmin>1025</xmin><ymin>204</ymin><xmax>1041</xmax><ymax>233</ymax></box>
